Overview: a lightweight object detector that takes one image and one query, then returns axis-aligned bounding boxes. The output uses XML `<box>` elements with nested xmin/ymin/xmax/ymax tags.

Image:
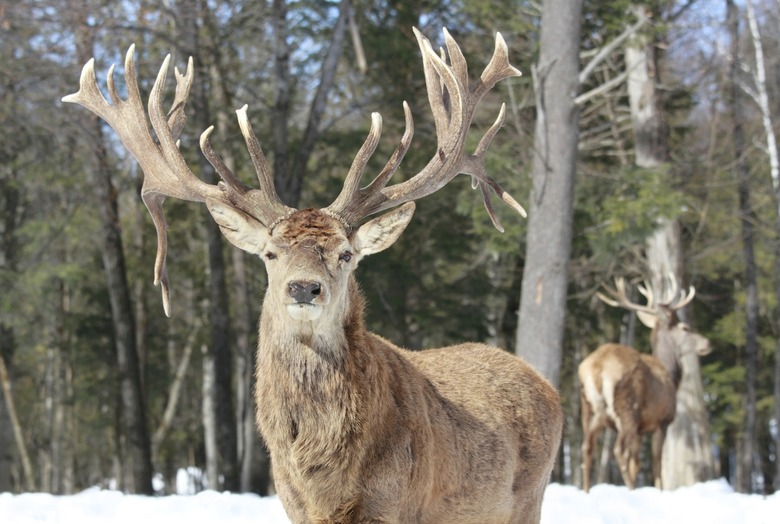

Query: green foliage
<box><xmin>580</xmin><ymin>164</ymin><xmax>686</xmax><ymax>264</ymax></box>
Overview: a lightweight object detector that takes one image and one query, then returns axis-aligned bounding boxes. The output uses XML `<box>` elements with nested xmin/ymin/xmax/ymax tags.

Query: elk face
<box><xmin>207</xmin><ymin>200</ymin><xmax>415</xmax><ymax>326</ymax></box>
<box><xmin>670</xmin><ymin>321</ymin><xmax>711</xmax><ymax>357</ymax></box>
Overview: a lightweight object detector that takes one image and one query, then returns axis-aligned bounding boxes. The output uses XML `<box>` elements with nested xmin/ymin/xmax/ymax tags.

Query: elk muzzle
<box><xmin>286</xmin><ymin>280</ymin><xmax>325</xmax><ymax>321</ymax></box>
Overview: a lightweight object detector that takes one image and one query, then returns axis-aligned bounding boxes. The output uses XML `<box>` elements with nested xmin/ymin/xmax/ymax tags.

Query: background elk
<box><xmin>579</xmin><ymin>277</ymin><xmax>711</xmax><ymax>493</ymax></box>
<box><xmin>64</xmin><ymin>28</ymin><xmax>563</xmax><ymax>523</ymax></box>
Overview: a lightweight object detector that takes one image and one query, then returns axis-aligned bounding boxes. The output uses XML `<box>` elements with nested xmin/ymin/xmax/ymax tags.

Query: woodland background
<box><xmin>1</xmin><ymin>0</ymin><xmax>779</xmax><ymax>498</ymax></box>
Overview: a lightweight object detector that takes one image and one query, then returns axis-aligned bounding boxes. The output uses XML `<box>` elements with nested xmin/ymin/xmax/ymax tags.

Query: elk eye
<box><xmin>264</xmin><ymin>252</ymin><xmax>277</xmax><ymax>260</ymax></box>
<box><xmin>339</xmin><ymin>251</ymin><xmax>353</xmax><ymax>263</ymax></box>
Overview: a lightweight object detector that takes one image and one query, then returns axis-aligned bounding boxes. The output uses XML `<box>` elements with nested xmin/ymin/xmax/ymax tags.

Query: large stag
<box><xmin>64</xmin><ymin>28</ymin><xmax>563</xmax><ymax>523</ymax></box>
<box><xmin>578</xmin><ymin>277</ymin><xmax>711</xmax><ymax>492</ymax></box>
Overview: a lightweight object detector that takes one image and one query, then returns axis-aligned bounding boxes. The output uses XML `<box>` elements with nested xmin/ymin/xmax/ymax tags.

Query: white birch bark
<box><xmin>744</xmin><ymin>0</ymin><xmax>780</xmax><ymax>491</ymax></box>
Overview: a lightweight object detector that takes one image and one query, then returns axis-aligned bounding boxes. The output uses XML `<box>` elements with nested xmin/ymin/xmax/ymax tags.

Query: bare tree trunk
<box><xmin>624</xmin><ymin>3</ymin><xmax>714</xmax><ymax>489</ymax></box>
<box><xmin>62</xmin><ymin>356</ymin><xmax>74</xmax><ymax>494</ymax></box>
<box><xmin>0</xmin><ymin>178</ymin><xmax>21</xmax><ymax>493</ymax></box>
<box><xmin>726</xmin><ymin>0</ymin><xmax>759</xmax><ymax>493</ymax></box>
<box><xmin>0</xmin><ymin>165</ymin><xmax>20</xmax><ymax>493</ymax></box>
<box><xmin>202</xmin><ymin>344</ymin><xmax>218</xmax><ymax>489</ymax></box>
<box><xmin>0</xmin><ymin>355</ymin><xmax>12</xmax><ymax>492</ymax></box>
<box><xmin>743</xmin><ymin>0</ymin><xmax>780</xmax><ymax>493</ymax></box>
<box><xmin>0</xmin><ymin>355</ymin><xmax>35</xmax><ymax>491</ymax></box>
<box><xmin>484</xmin><ymin>253</ymin><xmax>512</xmax><ymax>349</ymax></box>
<box><xmin>67</xmin><ymin>8</ymin><xmax>154</xmax><ymax>494</ymax></box>
<box><xmin>288</xmin><ymin>0</ymin><xmax>351</xmax><ymax>206</ymax></box>
<box><xmin>176</xmin><ymin>1</ymin><xmax>239</xmax><ymax>491</ymax></box>
<box><xmin>272</xmin><ymin>0</ymin><xmax>351</xmax><ymax>207</ymax></box>
<box><xmin>272</xmin><ymin>0</ymin><xmax>292</xmax><ymax>204</ymax></box>
<box><xmin>151</xmin><ymin>333</ymin><xmax>195</xmax><ymax>459</ymax></box>
<box><xmin>515</xmin><ymin>0</ymin><xmax>583</xmax><ymax>387</ymax></box>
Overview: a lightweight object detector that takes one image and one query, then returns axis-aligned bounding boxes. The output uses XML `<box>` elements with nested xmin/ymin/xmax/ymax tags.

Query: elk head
<box><xmin>62</xmin><ymin>28</ymin><xmax>525</xmax><ymax>319</ymax></box>
<box><xmin>597</xmin><ymin>275</ymin><xmax>711</xmax><ymax>384</ymax></box>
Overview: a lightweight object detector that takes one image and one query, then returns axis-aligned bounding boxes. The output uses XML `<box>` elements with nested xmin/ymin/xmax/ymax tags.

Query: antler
<box><xmin>63</xmin><ymin>45</ymin><xmax>292</xmax><ymax>316</ymax></box>
<box><xmin>324</xmin><ymin>27</ymin><xmax>525</xmax><ymax>231</ymax></box>
<box><xmin>596</xmin><ymin>277</ymin><xmax>657</xmax><ymax>316</ymax></box>
<box><xmin>597</xmin><ymin>275</ymin><xmax>696</xmax><ymax>328</ymax></box>
<box><xmin>653</xmin><ymin>273</ymin><xmax>696</xmax><ymax>311</ymax></box>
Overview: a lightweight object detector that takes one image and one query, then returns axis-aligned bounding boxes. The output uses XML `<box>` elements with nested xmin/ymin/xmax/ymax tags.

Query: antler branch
<box><xmin>325</xmin><ymin>28</ymin><xmax>525</xmax><ymax>230</ymax></box>
<box><xmin>63</xmin><ymin>46</ymin><xmax>291</xmax><ymax>315</ymax></box>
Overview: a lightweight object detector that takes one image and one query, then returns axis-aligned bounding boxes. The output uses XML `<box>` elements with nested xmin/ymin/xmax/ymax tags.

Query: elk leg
<box><xmin>651</xmin><ymin>425</ymin><xmax>667</xmax><ymax>489</ymax></box>
<box><xmin>580</xmin><ymin>389</ymin><xmax>601</xmax><ymax>493</ymax></box>
<box><xmin>613</xmin><ymin>428</ymin><xmax>639</xmax><ymax>490</ymax></box>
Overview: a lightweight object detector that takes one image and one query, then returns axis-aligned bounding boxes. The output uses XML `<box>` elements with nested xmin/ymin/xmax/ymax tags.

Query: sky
<box><xmin>1</xmin><ymin>478</ymin><xmax>778</xmax><ymax>524</ymax></box>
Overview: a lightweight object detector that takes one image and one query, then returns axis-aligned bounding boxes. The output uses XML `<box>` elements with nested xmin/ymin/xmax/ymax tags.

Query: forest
<box><xmin>0</xmin><ymin>0</ymin><xmax>778</xmax><ymax>499</ymax></box>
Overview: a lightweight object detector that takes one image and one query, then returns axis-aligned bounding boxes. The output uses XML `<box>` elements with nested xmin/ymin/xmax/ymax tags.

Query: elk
<box><xmin>64</xmin><ymin>28</ymin><xmax>563</xmax><ymax>523</ymax></box>
<box><xmin>578</xmin><ymin>277</ymin><xmax>711</xmax><ymax>493</ymax></box>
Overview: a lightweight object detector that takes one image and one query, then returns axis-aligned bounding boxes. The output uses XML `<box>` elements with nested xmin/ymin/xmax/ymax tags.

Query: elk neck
<box><xmin>651</xmin><ymin>325</ymin><xmax>682</xmax><ymax>388</ymax></box>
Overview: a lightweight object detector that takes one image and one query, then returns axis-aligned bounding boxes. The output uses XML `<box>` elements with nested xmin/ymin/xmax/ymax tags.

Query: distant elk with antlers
<box><xmin>64</xmin><ymin>28</ymin><xmax>563</xmax><ymax>523</ymax></box>
<box><xmin>578</xmin><ymin>277</ymin><xmax>711</xmax><ymax>493</ymax></box>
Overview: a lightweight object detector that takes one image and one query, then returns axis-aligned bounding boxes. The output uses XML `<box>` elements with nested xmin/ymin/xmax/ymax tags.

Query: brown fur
<box><xmin>253</xmin><ymin>210</ymin><xmax>563</xmax><ymax>523</ymax></box>
<box><xmin>578</xmin><ymin>312</ymin><xmax>710</xmax><ymax>492</ymax></box>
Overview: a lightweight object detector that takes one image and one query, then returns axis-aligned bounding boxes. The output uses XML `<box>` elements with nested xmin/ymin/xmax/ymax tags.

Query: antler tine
<box><xmin>596</xmin><ymin>277</ymin><xmax>656</xmax><ymax>315</ymax></box>
<box><xmin>326</xmin><ymin>112</ymin><xmax>385</xmax><ymax>221</ymax></box>
<box><xmin>657</xmin><ymin>272</ymin><xmax>678</xmax><ymax>305</ymax></box>
<box><xmin>199</xmin><ymin>125</ymin><xmax>249</xmax><ymax>192</ymax></box>
<box><xmin>671</xmin><ymin>285</ymin><xmax>696</xmax><ymax>310</ymax></box>
<box><xmin>233</xmin><ymin>106</ymin><xmax>295</xmax><ymax>226</ymax></box>
<box><xmin>637</xmin><ymin>280</ymin><xmax>655</xmax><ymax>308</ymax></box>
<box><xmin>325</xmin><ymin>28</ymin><xmax>523</xmax><ymax>229</ymax></box>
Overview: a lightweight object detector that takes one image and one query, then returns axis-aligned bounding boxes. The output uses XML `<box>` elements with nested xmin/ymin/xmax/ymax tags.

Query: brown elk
<box><xmin>64</xmin><ymin>28</ymin><xmax>563</xmax><ymax>523</ymax></box>
<box><xmin>578</xmin><ymin>277</ymin><xmax>711</xmax><ymax>493</ymax></box>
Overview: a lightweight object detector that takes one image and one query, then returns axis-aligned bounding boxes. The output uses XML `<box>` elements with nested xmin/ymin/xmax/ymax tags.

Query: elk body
<box><xmin>64</xmin><ymin>28</ymin><xmax>563</xmax><ymax>523</ymax></box>
<box><xmin>578</xmin><ymin>278</ymin><xmax>711</xmax><ymax>492</ymax></box>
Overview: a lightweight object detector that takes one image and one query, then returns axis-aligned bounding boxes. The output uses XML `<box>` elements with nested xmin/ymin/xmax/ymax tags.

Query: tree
<box><xmin>66</xmin><ymin>12</ymin><xmax>154</xmax><ymax>494</ymax></box>
<box><xmin>726</xmin><ymin>0</ymin><xmax>759</xmax><ymax>493</ymax></box>
<box><xmin>515</xmin><ymin>0</ymin><xmax>584</xmax><ymax>388</ymax></box>
<box><xmin>741</xmin><ymin>0</ymin><xmax>780</xmax><ymax>493</ymax></box>
<box><xmin>623</xmin><ymin>2</ymin><xmax>715</xmax><ymax>489</ymax></box>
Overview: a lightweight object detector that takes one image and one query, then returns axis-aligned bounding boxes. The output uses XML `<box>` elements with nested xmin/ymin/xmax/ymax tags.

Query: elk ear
<box><xmin>637</xmin><ymin>311</ymin><xmax>657</xmax><ymax>329</ymax></box>
<box><xmin>206</xmin><ymin>199</ymin><xmax>269</xmax><ymax>256</ymax></box>
<box><xmin>353</xmin><ymin>202</ymin><xmax>415</xmax><ymax>260</ymax></box>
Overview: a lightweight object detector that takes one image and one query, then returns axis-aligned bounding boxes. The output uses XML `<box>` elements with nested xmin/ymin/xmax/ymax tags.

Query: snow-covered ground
<box><xmin>1</xmin><ymin>479</ymin><xmax>778</xmax><ymax>523</ymax></box>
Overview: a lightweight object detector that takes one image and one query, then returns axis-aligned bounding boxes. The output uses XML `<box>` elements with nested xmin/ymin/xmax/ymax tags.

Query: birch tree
<box><xmin>740</xmin><ymin>0</ymin><xmax>776</xmax><ymax>492</ymax></box>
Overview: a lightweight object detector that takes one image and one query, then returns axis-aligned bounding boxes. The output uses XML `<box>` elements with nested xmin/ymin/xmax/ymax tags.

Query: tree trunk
<box><xmin>726</xmin><ymin>0</ymin><xmax>759</xmax><ymax>493</ymax></box>
<box><xmin>742</xmin><ymin>0</ymin><xmax>780</xmax><ymax>494</ymax></box>
<box><xmin>272</xmin><ymin>0</ymin><xmax>351</xmax><ymax>207</ymax></box>
<box><xmin>87</xmin><ymin>103</ymin><xmax>154</xmax><ymax>496</ymax></box>
<box><xmin>0</xmin><ymin>354</ymin><xmax>35</xmax><ymax>491</ymax></box>
<box><xmin>515</xmin><ymin>0</ymin><xmax>583</xmax><ymax>387</ymax></box>
<box><xmin>177</xmin><ymin>1</ymin><xmax>240</xmax><ymax>491</ymax></box>
<box><xmin>67</xmin><ymin>8</ymin><xmax>154</xmax><ymax>495</ymax></box>
<box><xmin>0</xmin><ymin>169</ymin><xmax>19</xmax><ymax>493</ymax></box>
<box><xmin>202</xmin><ymin>344</ymin><xmax>218</xmax><ymax>489</ymax></box>
<box><xmin>0</xmin><ymin>355</ymin><xmax>12</xmax><ymax>492</ymax></box>
<box><xmin>272</xmin><ymin>0</ymin><xmax>292</xmax><ymax>205</ymax></box>
<box><xmin>625</xmin><ymin>2</ymin><xmax>715</xmax><ymax>489</ymax></box>
<box><xmin>287</xmin><ymin>0</ymin><xmax>351</xmax><ymax>207</ymax></box>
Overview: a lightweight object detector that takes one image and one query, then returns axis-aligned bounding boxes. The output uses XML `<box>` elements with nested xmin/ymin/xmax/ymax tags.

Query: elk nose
<box><xmin>288</xmin><ymin>281</ymin><xmax>322</xmax><ymax>304</ymax></box>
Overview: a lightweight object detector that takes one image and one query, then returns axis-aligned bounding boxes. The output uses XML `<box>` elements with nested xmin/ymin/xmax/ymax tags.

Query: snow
<box><xmin>1</xmin><ymin>479</ymin><xmax>778</xmax><ymax>524</ymax></box>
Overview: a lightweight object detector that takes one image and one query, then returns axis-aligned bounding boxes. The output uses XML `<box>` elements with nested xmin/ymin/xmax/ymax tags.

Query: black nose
<box><xmin>288</xmin><ymin>281</ymin><xmax>322</xmax><ymax>303</ymax></box>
